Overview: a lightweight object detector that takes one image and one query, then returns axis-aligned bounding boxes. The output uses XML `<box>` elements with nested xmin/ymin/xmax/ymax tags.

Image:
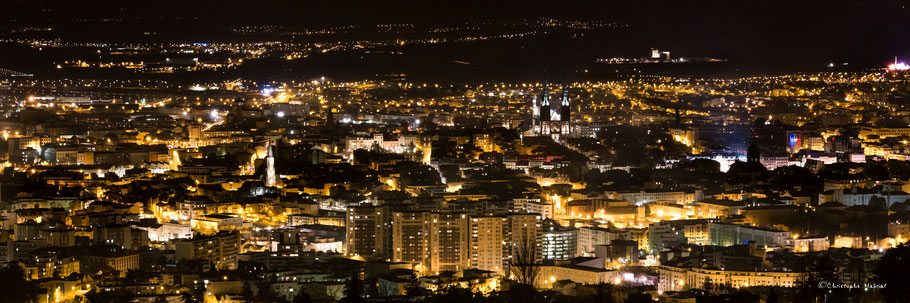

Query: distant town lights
<box><xmin>888</xmin><ymin>62</ymin><xmax>909</xmax><ymax>71</ymax></box>
<box><xmin>888</xmin><ymin>56</ymin><xmax>909</xmax><ymax>71</ymax></box>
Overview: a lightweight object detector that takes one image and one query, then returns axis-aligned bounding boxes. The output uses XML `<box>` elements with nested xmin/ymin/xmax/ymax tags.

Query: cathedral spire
<box><xmin>560</xmin><ymin>71</ymin><xmax>570</xmax><ymax>122</ymax></box>
<box><xmin>561</xmin><ymin>71</ymin><xmax>569</xmax><ymax>106</ymax></box>
<box><xmin>539</xmin><ymin>68</ymin><xmax>550</xmax><ymax>121</ymax></box>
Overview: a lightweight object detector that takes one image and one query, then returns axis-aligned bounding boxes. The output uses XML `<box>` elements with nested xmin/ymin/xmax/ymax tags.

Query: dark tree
<box><xmin>767</xmin><ymin>288</ymin><xmax>778</xmax><ymax>303</ymax></box>
<box><xmin>584</xmin><ymin>283</ymin><xmax>614</xmax><ymax>303</ymax></box>
<box><xmin>241</xmin><ymin>282</ymin><xmax>254</xmax><ymax>301</ymax></box>
<box><xmin>125</xmin><ymin>269</ymin><xmax>155</xmax><ymax>284</ymax></box>
<box><xmin>405</xmin><ymin>279</ymin><xmax>430</xmax><ymax>296</ymax></box>
<box><xmin>869</xmin><ymin>195</ymin><xmax>888</xmax><ymax>210</ymax></box>
<box><xmin>499</xmin><ymin>283</ymin><xmax>539</xmax><ymax>303</ymax></box>
<box><xmin>509</xmin><ymin>231</ymin><xmax>540</xmax><ymax>286</ymax></box>
<box><xmin>292</xmin><ymin>291</ymin><xmax>313</xmax><ymax>303</ymax></box>
<box><xmin>0</xmin><ymin>264</ymin><xmax>37</xmax><ymax>303</ymax></box>
<box><xmin>254</xmin><ymin>281</ymin><xmax>287</xmax><ymax>303</ymax></box>
<box><xmin>341</xmin><ymin>271</ymin><xmax>365</xmax><ymax>303</ymax></box>
<box><xmin>874</xmin><ymin>244</ymin><xmax>910</xmax><ymax>303</ymax></box>
<box><xmin>796</xmin><ymin>254</ymin><xmax>838</xmax><ymax>302</ymax></box>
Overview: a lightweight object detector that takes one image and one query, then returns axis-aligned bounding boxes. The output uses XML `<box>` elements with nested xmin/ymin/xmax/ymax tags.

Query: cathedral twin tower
<box><xmin>532</xmin><ymin>69</ymin><xmax>572</xmax><ymax>138</ymax></box>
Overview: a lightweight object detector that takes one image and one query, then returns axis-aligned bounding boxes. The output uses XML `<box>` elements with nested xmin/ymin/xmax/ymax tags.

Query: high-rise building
<box><xmin>471</xmin><ymin>216</ymin><xmax>506</xmax><ymax>273</ymax></box>
<box><xmin>470</xmin><ymin>214</ymin><xmax>542</xmax><ymax>275</ymax></box>
<box><xmin>541</xmin><ymin>225</ymin><xmax>577</xmax><ymax>260</ymax></box>
<box><xmin>392</xmin><ymin>211</ymin><xmax>430</xmax><ymax>265</ymax></box>
<box><xmin>428</xmin><ymin>212</ymin><xmax>471</xmax><ymax>273</ymax></box>
<box><xmin>506</xmin><ymin>214</ymin><xmax>542</xmax><ymax>259</ymax></box>
<box><xmin>346</xmin><ymin>205</ymin><xmax>393</xmax><ymax>260</ymax></box>
<box><xmin>390</xmin><ymin>211</ymin><xmax>471</xmax><ymax>274</ymax></box>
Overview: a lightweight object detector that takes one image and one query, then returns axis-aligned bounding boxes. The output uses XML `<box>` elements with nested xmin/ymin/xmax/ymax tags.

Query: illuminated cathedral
<box><xmin>531</xmin><ymin>70</ymin><xmax>573</xmax><ymax>140</ymax></box>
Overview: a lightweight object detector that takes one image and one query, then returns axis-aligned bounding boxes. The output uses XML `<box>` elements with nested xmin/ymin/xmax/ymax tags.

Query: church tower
<box><xmin>560</xmin><ymin>72</ymin><xmax>571</xmax><ymax>122</ymax></box>
<box><xmin>532</xmin><ymin>69</ymin><xmax>574</xmax><ymax>139</ymax></box>
<box><xmin>265</xmin><ymin>141</ymin><xmax>277</xmax><ymax>187</ymax></box>
<box><xmin>539</xmin><ymin>70</ymin><xmax>550</xmax><ymax>123</ymax></box>
<box><xmin>531</xmin><ymin>95</ymin><xmax>539</xmax><ymax>133</ymax></box>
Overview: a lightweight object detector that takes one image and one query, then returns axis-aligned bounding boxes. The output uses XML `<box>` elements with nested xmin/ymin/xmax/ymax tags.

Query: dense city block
<box><xmin>2</xmin><ymin>1</ymin><xmax>910</xmax><ymax>303</ymax></box>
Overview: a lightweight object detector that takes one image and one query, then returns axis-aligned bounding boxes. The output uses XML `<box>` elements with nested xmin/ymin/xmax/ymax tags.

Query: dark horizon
<box><xmin>0</xmin><ymin>0</ymin><xmax>908</xmax><ymax>81</ymax></box>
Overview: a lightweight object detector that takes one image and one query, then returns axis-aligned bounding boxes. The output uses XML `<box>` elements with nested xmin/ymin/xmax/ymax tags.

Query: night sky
<box><xmin>1</xmin><ymin>0</ymin><xmax>909</xmax><ymax>79</ymax></box>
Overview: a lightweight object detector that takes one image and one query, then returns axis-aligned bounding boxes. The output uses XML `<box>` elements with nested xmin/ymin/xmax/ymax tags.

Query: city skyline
<box><xmin>2</xmin><ymin>1</ymin><xmax>910</xmax><ymax>303</ymax></box>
